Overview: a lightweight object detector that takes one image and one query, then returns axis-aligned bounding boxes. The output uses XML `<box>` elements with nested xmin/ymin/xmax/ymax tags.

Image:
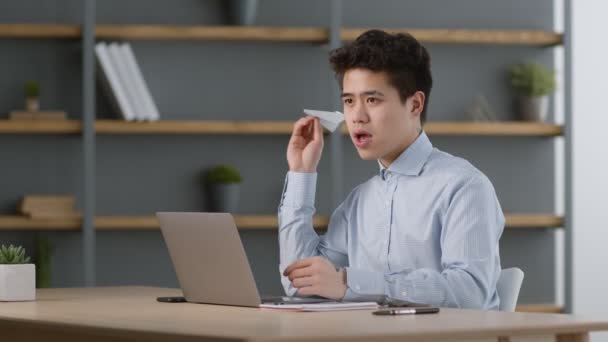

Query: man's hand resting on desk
<box><xmin>283</xmin><ymin>256</ymin><xmax>347</xmax><ymax>300</ymax></box>
<box><xmin>287</xmin><ymin>116</ymin><xmax>324</xmax><ymax>173</ymax></box>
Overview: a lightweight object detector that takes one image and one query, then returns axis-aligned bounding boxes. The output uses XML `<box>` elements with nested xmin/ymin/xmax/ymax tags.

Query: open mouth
<box><xmin>353</xmin><ymin>132</ymin><xmax>373</xmax><ymax>148</ymax></box>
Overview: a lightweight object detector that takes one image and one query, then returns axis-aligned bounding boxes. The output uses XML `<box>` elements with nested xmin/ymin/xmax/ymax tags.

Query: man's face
<box><xmin>342</xmin><ymin>68</ymin><xmax>423</xmax><ymax>166</ymax></box>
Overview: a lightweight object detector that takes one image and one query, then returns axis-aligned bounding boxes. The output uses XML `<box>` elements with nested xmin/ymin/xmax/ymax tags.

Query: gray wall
<box><xmin>0</xmin><ymin>0</ymin><xmax>557</xmax><ymax>304</ymax></box>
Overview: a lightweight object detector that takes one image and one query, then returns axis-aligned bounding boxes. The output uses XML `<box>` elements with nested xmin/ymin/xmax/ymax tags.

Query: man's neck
<box><xmin>379</xmin><ymin>128</ymin><xmax>422</xmax><ymax>168</ymax></box>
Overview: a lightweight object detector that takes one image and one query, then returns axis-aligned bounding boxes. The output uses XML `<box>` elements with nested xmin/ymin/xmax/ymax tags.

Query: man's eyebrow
<box><xmin>341</xmin><ymin>90</ymin><xmax>385</xmax><ymax>98</ymax></box>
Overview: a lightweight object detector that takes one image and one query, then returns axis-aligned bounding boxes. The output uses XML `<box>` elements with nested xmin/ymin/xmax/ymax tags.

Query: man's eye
<box><xmin>367</xmin><ymin>97</ymin><xmax>379</xmax><ymax>104</ymax></box>
<box><xmin>344</xmin><ymin>98</ymin><xmax>353</xmax><ymax>105</ymax></box>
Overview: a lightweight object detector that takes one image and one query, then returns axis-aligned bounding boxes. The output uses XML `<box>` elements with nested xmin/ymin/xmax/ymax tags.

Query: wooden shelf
<box><xmin>94</xmin><ymin>214</ymin><xmax>562</xmax><ymax>230</ymax></box>
<box><xmin>342</xmin><ymin>28</ymin><xmax>563</xmax><ymax>46</ymax></box>
<box><xmin>343</xmin><ymin>122</ymin><xmax>564</xmax><ymax>137</ymax></box>
<box><xmin>98</xmin><ymin>120</ymin><xmax>563</xmax><ymax>136</ymax></box>
<box><xmin>0</xmin><ymin>214</ymin><xmax>563</xmax><ymax>231</ymax></box>
<box><xmin>423</xmin><ymin>122</ymin><xmax>563</xmax><ymax>137</ymax></box>
<box><xmin>0</xmin><ymin>119</ymin><xmax>81</xmax><ymax>134</ymax></box>
<box><xmin>506</xmin><ymin>214</ymin><xmax>564</xmax><ymax>229</ymax></box>
<box><xmin>0</xmin><ymin>24</ymin><xmax>80</xmax><ymax>39</ymax></box>
<box><xmin>94</xmin><ymin>120</ymin><xmax>295</xmax><ymax>135</ymax></box>
<box><xmin>0</xmin><ymin>120</ymin><xmax>563</xmax><ymax>137</ymax></box>
<box><xmin>516</xmin><ymin>304</ymin><xmax>564</xmax><ymax>313</ymax></box>
<box><xmin>0</xmin><ymin>216</ymin><xmax>80</xmax><ymax>230</ymax></box>
<box><xmin>95</xmin><ymin>215</ymin><xmax>330</xmax><ymax>230</ymax></box>
<box><xmin>0</xmin><ymin>24</ymin><xmax>562</xmax><ymax>47</ymax></box>
<box><xmin>96</xmin><ymin>25</ymin><xmax>328</xmax><ymax>43</ymax></box>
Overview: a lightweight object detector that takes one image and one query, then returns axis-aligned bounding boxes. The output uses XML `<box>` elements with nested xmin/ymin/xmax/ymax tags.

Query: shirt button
<box><xmin>401</xmin><ymin>291</ymin><xmax>407</xmax><ymax>297</ymax></box>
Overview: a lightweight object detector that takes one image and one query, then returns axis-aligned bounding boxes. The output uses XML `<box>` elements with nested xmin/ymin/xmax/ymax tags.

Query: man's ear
<box><xmin>409</xmin><ymin>91</ymin><xmax>426</xmax><ymax>119</ymax></box>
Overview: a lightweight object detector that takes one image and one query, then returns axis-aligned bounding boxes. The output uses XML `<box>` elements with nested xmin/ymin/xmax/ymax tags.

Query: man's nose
<box><xmin>351</xmin><ymin>103</ymin><xmax>368</xmax><ymax>123</ymax></box>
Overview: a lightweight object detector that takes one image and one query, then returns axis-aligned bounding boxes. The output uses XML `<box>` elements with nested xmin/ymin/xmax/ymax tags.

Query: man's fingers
<box><xmin>283</xmin><ymin>257</ymin><xmax>315</xmax><ymax>276</ymax></box>
<box><xmin>312</xmin><ymin>117</ymin><xmax>323</xmax><ymax>141</ymax></box>
<box><xmin>287</xmin><ymin>267</ymin><xmax>314</xmax><ymax>281</ymax></box>
<box><xmin>292</xmin><ymin>276</ymin><xmax>315</xmax><ymax>288</ymax></box>
<box><xmin>292</xmin><ymin>117</ymin><xmax>314</xmax><ymax>138</ymax></box>
<box><xmin>296</xmin><ymin>286</ymin><xmax>320</xmax><ymax>297</ymax></box>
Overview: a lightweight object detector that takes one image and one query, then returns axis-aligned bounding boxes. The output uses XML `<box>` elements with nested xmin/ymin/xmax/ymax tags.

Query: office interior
<box><xmin>0</xmin><ymin>0</ymin><xmax>606</xmax><ymax>341</ymax></box>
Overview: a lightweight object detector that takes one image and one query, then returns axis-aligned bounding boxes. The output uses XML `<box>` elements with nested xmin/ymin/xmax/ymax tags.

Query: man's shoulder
<box><xmin>425</xmin><ymin>148</ymin><xmax>491</xmax><ymax>188</ymax></box>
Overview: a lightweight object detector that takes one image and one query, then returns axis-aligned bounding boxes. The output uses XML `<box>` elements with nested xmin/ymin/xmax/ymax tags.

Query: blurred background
<box><xmin>0</xmin><ymin>0</ymin><xmax>604</xmax><ymax>337</ymax></box>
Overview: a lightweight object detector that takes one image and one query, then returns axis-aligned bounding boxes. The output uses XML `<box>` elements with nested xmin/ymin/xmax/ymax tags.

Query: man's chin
<box><xmin>356</xmin><ymin>149</ymin><xmax>379</xmax><ymax>161</ymax></box>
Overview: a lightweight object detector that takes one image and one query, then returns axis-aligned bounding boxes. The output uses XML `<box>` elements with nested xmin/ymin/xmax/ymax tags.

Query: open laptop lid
<box><xmin>157</xmin><ymin>212</ymin><xmax>262</xmax><ymax>307</ymax></box>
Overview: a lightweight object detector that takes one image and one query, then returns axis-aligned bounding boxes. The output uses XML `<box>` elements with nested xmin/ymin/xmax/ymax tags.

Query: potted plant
<box><xmin>24</xmin><ymin>80</ymin><xmax>40</xmax><ymax>112</ymax></box>
<box><xmin>204</xmin><ymin>165</ymin><xmax>243</xmax><ymax>213</ymax></box>
<box><xmin>0</xmin><ymin>244</ymin><xmax>35</xmax><ymax>301</ymax></box>
<box><xmin>508</xmin><ymin>62</ymin><xmax>556</xmax><ymax>122</ymax></box>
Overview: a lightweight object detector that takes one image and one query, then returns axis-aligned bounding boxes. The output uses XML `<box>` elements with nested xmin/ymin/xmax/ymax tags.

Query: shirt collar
<box><xmin>378</xmin><ymin>130</ymin><xmax>433</xmax><ymax>177</ymax></box>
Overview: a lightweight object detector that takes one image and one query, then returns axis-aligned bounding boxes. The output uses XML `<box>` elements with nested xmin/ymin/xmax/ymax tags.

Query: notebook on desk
<box><xmin>158</xmin><ymin>212</ymin><xmax>363</xmax><ymax>308</ymax></box>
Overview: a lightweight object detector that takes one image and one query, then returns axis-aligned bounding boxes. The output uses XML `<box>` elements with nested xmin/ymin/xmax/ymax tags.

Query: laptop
<box><xmin>157</xmin><ymin>212</ymin><xmax>333</xmax><ymax>307</ymax></box>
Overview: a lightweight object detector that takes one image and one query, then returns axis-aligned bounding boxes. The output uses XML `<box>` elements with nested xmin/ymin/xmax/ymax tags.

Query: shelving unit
<box><xmin>0</xmin><ymin>0</ymin><xmax>570</xmax><ymax>312</ymax></box>
<box><xmin>0</xmin><ymin>23</ymin><xmax>562</xmax><ymax>46</ymax></box>
<box><xmin>0</xmin><ymin>119</ymin><xmax>563</xmax><ymax>137</ymax></box>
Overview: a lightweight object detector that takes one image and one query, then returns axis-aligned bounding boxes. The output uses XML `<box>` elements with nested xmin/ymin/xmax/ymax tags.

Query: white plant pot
<box><xmin>26</xmin><ymin>97</ymin><xmax>39</xmax><ymax>112</ymax></box>
<box><xmin>0</xmin><ymin>264</ymin><xmax>36</xmax><ymax>301</ymax></box>
<box><xmin>518</xmin><ymin>95</ymin><xmax>549</xmax><ymax>122</ymax></box>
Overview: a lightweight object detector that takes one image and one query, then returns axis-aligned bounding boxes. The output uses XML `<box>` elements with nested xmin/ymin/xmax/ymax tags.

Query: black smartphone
<box><xmin>156</xmin><ymin>296</ymin><xmax>187</xmax><ymax>303</ymax></box>
<box><xmin>373</xmin><ymin>307</ymin><xmax>440</xmax><ymax>315</ymax></box>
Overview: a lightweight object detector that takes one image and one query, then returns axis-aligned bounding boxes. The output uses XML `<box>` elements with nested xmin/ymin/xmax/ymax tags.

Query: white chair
<box><xmin>496</xmin><ymin>267</ymin><xmax>524</xmax><ymax>312</ymax></box>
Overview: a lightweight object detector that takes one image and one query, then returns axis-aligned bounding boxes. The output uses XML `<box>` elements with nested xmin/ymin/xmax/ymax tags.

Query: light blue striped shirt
<box><xmin>278</xmin><ymin>131</ymin><xmax>504</xmax><ymax>309</ymax></box>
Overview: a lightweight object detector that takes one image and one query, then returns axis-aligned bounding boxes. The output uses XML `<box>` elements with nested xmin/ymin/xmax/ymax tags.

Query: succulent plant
<box><xmin>204</xmin><ymin>165</ymin><xmax>243</xmax><ymax>184</ymax></box>
<box><xmin>24</xmin><ymin>80</ymin><xmax>40</xmax><ymax>98</ymax></box>
<box><xmin>0</xmin><ymin>244</ymin><xmax>32</xmax><ymax>264</ymax></box>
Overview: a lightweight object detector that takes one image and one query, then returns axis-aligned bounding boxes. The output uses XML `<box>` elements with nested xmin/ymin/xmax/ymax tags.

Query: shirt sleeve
<box><xmin>343</xmin><ymin>174</ymin><xmax>504</xmax><ymax>309</ymax></box>
<box><xmin>278</xmin><ymin>171</ymin><xmax>349</xmax><ymax>296</ymax></box>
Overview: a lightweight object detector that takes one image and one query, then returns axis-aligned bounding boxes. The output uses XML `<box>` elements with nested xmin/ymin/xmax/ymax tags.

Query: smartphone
<box><xmin>156</xmin><ymin>296</ymin><xmax>187</xmax><ymax>303</ymax></box>
<box><xmin>373</xmin><ymin>307</ymin><xmax>440</xmax><ymax>315</ymax></box>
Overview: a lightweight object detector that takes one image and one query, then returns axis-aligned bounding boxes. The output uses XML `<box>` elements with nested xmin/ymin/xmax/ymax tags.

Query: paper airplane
<box><xmin>303</xmin><ymin>109</ymin><xmax>345</xmax><ymax>132</ymax></box>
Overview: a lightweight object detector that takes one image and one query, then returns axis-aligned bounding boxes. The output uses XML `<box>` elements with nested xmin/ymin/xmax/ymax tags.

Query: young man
<box><xmin>278</xmin><ymin>30</ymin><xmax>504</xmax><ymax>309</ymax></box>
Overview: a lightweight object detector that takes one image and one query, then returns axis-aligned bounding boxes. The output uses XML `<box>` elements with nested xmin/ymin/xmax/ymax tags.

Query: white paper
<box><xmin>303</xmin><ymin>109</ymin><xmax>345</xmax><ymax>132</ymax></box>
<box><xmin>259</xmin><ymin>301</ymin><xmax>378</xmax><ymax>312</ymax></box>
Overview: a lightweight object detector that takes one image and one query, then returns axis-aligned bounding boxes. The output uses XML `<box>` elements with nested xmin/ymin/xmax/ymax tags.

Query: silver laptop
<box><xmin>157</xmin><ymin>212</ymin><xmax>332</xmax><ymax>307</ymax></box>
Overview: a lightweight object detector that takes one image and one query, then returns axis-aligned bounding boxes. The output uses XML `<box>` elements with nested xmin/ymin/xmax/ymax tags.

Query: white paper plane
<box><xmin>303</xmin><ymin>109</ymin><xmax>345</xmax><ymax>132</ymax></box>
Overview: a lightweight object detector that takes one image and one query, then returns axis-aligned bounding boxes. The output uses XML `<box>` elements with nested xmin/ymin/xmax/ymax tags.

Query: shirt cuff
<box><xmin>281</xmin><ymin>171</ymin><xmax>317</xmax><ymax>208</ymax></box>
<box><xmin>345</xmin><ymin>267</ymin><xmax>386</xmax><ymax>297</ymax></box>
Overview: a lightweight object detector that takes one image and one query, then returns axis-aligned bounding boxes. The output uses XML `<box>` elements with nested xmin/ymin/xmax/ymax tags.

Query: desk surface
<box><xmin>1</xmin><ymin>287</ymin><xmax>608</xmax><ymax>342</ymax></box>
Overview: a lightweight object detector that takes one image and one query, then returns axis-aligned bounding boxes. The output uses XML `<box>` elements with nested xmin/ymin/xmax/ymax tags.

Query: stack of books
<box><xmin>19</xmin><ymin>195</ymin><xmax>80</xmax><ymax>219</ymax></box>
<box><xmin>95</xmin><ymin>42</ymin><xmax>160</xmax><ymax>122</ymax></box>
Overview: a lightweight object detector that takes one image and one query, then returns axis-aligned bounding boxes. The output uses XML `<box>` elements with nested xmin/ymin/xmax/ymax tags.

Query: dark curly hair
<box><xmin>329</xmin><ymin>29</ymin><xmax>433</xmax><ymax>124</ymax></box>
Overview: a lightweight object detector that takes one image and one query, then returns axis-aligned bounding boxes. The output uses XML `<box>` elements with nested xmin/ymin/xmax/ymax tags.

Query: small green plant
<box><xmin>509</xmin><ymin>62</ymin><xmax>556</xmax><ymax>97</ymax></box>
<box><xmin>204</xmin><ymin>165</ymin><xmax>243</xmax><ymax>184</ymax></box>
<box><xmin>24</xmin><ymin>80</ymin><xmax>40</xmax><ymax>98</ymax></box>
<box><xmin>0</xmin><ymin>244</ymin><xmax>32</xmax><ymax>264</ymax></box>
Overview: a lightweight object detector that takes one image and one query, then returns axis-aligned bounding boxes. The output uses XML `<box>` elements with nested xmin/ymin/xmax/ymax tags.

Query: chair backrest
<box><xmin>497</xmin><ymin>267</ymin><xmax>524</xmax><ymax>312</ymax></box>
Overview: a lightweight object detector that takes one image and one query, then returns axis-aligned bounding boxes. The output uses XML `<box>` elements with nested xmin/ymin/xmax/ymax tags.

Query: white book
<box><xmin>95</xmin><ymin>42</ymin><xmax>137</xmax><ymax>121</ymax></box>
<box><xmin>259</xmin><ymin>301</ymin><xmax>378</xmax><ymax>312</ymax></box>
<box><xmin>107</xmin><ymin>43</ymin><xmax>144</xmax><ymax>121</ymax></box>
<box><xmin>95</xmin><ymin>42</ymin><xmax>135</xmax><ymax>121</ymax></box>
<box><xmin>303</xmin><ymin>109</ymin><xmax>345</xmax><ymax>132</ymax></box>
<box><xmin>121</xmin><ymin>43</ymin><xmax>160</xmax><ymax>121</ymax></box>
